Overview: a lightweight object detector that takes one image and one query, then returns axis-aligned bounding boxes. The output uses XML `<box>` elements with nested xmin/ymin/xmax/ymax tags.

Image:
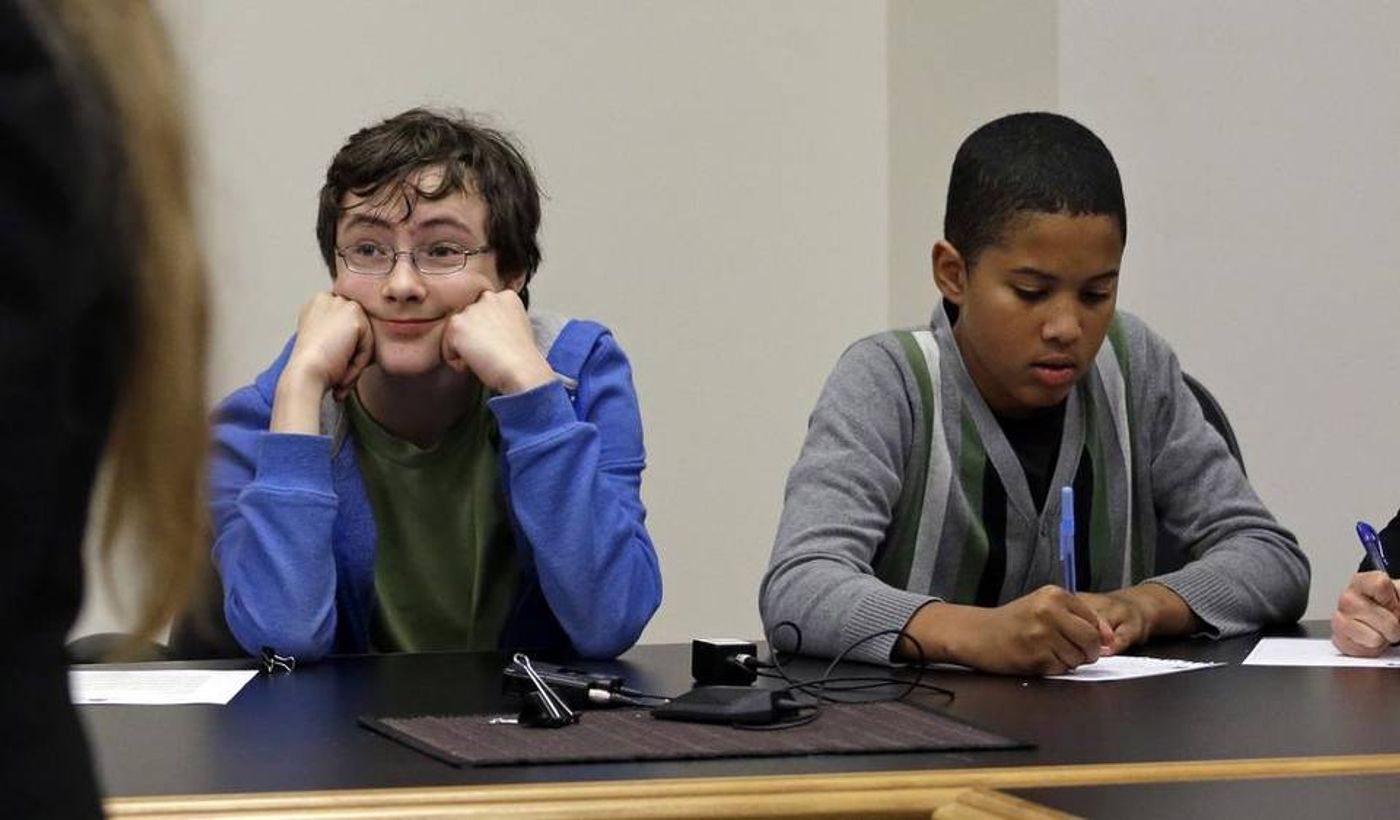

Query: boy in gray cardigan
<box><xmin>760</xmin><ymin>113</ymin><xmax>1309</xmax><ymax>674</ymax></box>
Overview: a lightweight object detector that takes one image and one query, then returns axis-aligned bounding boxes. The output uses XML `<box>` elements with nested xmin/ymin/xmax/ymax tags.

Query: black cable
<box><xmin>764</xmin><ymin>673</ymin><xmax>954</xmax><ymax>703</ymax></box>
<box><xmin>745</xmin><ymin>621</ymin><xmax>951</xmax><ymax>730</ymax></box>
<box><xmin>727</xmin><ymin>621</ymin><xmax>822</xmax><ymax>730</ymax></box>
<box><xmin>764</xmin><ymin>620</ymin><xmax>807</xmax><ymax>690</ymax></box>
<box><xmin>587</xmin><ymin>690</ymin><xmax>669</xmax><ymax>708</ymax></box>
<box><xmin>555</xmin><ymin>623</ymin><xmax>952</xmax><ymax>731</ymax></box>
<box><xmin>617</xmin><ymin>686</ymin><xmax>672</xmax><ymax>702</ymax></box>
<box><xmin>808</xmin><ymin>628</ymin><xmax>927</xmax><ymax>706</ymax></box>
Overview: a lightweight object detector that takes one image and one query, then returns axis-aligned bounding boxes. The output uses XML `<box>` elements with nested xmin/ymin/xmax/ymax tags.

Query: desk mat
<box><xmin>361</xmin><ymin>699</ymin><xmax>1030</xmax><ymax>767</ymax></box>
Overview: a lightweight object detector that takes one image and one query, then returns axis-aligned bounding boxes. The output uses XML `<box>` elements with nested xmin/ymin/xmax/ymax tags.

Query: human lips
<box><xmin>1030</xmin><ymin>356</ymin><xmax>1078</xmax><ymax>388</ymax></box>
<box><xmin>374</xmin><ymin>316</ymin><xmax>443</xmax><ymax>337</ymax></box>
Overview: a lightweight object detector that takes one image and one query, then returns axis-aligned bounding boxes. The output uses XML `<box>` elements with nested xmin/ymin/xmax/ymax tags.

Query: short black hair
<box><xmin>315</xmin><ymin>108</ymin><xmax>542</xmax><ymax>296</ymax></box>
<box><xmin>944</xmin><ymin>112</ymin><xmax>1126</xmax><ymax>268</ymax></box>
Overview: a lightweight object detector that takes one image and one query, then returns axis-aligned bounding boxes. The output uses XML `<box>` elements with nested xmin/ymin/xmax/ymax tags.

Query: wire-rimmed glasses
<box><xmin>336</xmin><ymin>241</ymin><xmax>492</xmax><ymax>276</ymax></box>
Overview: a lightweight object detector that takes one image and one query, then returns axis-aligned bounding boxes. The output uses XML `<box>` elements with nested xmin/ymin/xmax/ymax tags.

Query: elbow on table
<box><xmin>569</xmin><ymin>633</ymin><xmax>635</xmax><ymax>661</ymax></box>
<box><xmin>757</xmin><ymin>600</ymin><xmax>806</xmax><ymax>655</ymax></box>
<box><xmin>1274</xmin><ymin>547</ymin><xmax>1312</xmax><ymax>624</ymax></box>
<box><xmin>566</xmin><ymin>590</ymin><xmax>661</xmax><ymax>660</ymax></box>
<box><xmin>1278</xmin><ymin>574</ymin><xmax>1311</xmax><ymax>625</ymax></box>
<box><xmin>226</xmin><ymin>599</ymin><xmax>336</xmax><ymax>663</ymax></box>
<box><xmin>756</xmin><ymin>562</ymin><xmax>807</xmax><ymax>646</ymax></box>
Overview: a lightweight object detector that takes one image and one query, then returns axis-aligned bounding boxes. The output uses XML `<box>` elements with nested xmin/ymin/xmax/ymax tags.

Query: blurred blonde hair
<box><xmin>46</xmin><ymin>0</ymin><xmax>209</xmax><ymax>645</ymax></box>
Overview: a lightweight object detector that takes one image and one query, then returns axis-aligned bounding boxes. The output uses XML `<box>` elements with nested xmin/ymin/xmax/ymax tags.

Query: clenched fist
<box><xmin>441</xmin><ymin>289</ymin><xmax>554</xmax><ymax>394</ymax></box>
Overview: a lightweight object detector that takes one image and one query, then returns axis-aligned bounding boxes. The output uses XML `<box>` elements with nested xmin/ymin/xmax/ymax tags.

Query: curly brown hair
<box><xmin>315</xmin><ymin>108</ymin><xmax>543</xmax><ymax>301</ymax></box>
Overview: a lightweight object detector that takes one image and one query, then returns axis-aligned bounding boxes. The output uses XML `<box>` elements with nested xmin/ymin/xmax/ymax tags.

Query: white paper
<box><xmin>1242</xmin><ymin>638</ymin><xmax>1400</xmax><ymax>668</ymax></box>
<box><xmin>1044</xmin><ymin>655</ymin><xmax>1223</xmax><ymax>681</ymax></box>
<box><xmin>69</xmin><ymin>669</ymin><xmax>259</xmax><ymax>705</ymax></box>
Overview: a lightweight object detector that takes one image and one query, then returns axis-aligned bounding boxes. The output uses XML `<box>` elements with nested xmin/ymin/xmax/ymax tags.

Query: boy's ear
<box><xmin>932</xmin><ymin>240</ymin><xmax>969</xmax><ymax>305</ymax></box>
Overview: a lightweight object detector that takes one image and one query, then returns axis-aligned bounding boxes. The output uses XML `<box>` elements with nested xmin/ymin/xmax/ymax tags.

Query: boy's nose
<box><xmin>1043</xmin><ymin>305</ymin><xmax>1083</xmax><ymax>346</ymax></box>
<box><xmin>382</xmin><ymin>255</ymin><xmax>425</xmax><ymax>301</ymax></box>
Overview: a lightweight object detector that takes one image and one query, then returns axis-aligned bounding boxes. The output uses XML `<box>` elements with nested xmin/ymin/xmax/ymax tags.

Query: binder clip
<box><xmin>260</xmin><ymin>646</ymin><xmax>296</xmax><ymax>675</ymax></box>
<box><xmin>510</xmin><ymin>653</ymin><xmax>579</xmax><ymax>729</ymax></box>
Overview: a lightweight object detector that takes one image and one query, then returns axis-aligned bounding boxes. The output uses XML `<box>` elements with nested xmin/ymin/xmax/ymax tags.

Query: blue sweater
<box><xmin>209</xmin><ymin>316</ymin><xmax>661</xmax><ymax>662</ymax></box>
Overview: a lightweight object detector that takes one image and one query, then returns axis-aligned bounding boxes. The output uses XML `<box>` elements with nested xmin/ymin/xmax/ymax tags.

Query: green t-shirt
<box><xmin>345</xmin><ymin>391</ymin><xmax>520</xmax><ymax>652</ymax></box>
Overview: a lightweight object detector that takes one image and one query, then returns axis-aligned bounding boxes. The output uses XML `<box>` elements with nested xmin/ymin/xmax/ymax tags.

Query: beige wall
<box><xmin>887</xmin><ymin>0</ymin><xmax>1058</xmax><ymax>328</ymax></box>
<box><xmin>74</xmin><ymin>1</ymin><xmax>1398</xmax><ymax>642</ymax></box>
<box><xmin>1057</xmin><ymin>0</ymin><xmax>1400</xmax><ymax>619</ymax></box>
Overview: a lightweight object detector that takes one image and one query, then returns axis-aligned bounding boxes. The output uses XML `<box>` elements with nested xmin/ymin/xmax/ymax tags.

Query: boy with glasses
<box><xmin>209</xmin><ymin>108</ymin><xmax>660</xmax><ymax>662</ymax></box>
<box><xmin>760</xmin><ymin>113</ymin><xmax>1309</xmax><ymax>674</ymax></box>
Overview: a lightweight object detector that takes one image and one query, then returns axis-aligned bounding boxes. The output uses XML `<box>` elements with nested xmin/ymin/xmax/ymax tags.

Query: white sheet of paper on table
<box><xmin>1242</xmin><ymin>638</ymin><xmax>1400</xmax><ymax>668</ymax></box>
<box><xmin>69</xmin><ymin>669</ymin><xmax>259</xmax><ymax>705</ymax></box>
<box><xmin>1043</xmin><ymin>655</ymin><xmax>1223</xmax><ymax>681</ymax></box>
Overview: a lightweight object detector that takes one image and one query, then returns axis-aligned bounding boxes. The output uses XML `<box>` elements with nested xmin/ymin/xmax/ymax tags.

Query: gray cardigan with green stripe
<box><xmin>759</xmin><ymin>304</ymin><xmax>1309</xmax><ymax>665</ymax></box>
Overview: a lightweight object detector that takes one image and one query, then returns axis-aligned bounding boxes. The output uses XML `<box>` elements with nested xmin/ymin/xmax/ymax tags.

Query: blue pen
<box><xmin>1357</xmin><ymin>521</ymin><xmax>1389</xmax><ymax>573</ymax></box>
<box><xmin>1059</xmin><ymin>486</ymin><xmax>1077</xmax><ymax>593</ymax></box>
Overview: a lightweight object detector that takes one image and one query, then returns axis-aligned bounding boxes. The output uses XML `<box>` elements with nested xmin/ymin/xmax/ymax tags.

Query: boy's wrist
<box><xmin>897</xmin><ymin>601</ymin><xmax>968</xmax><ymax>665</ymax></box>
<box><xmin>281</xmin><ymin>355</ymin><xmax>334</xmax><ymax>394</ymax></box>
<box><xmin>497</xmin><ymin>354</ymin><xmax>556</xmax><ymax>395</ymax></box>
<box><xmin>271</xmin><ymin>367</ymin><xmax>329</xmax><ymax>435</ymax></box>
<box><xmin>1115</xmin><ymin>583</ymin><xmax>1196</xmax><ymax>640</ymax></box>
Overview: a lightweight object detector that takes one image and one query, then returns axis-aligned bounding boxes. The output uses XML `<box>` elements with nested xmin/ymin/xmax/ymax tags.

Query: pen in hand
<box><xmin>1060</xmin><ymin>486</ymin><xmax>1076</xmax><ymax>593</ymax></box>
<box><xmin>1357</xmin><ymin>520</ymin><xmax>1390</xmax><ymax>574</ymax></box>
<box><xmin>1060</xmin><ymin>485</ymin><xmax>1114</xmax><ymax>658</ymax></box>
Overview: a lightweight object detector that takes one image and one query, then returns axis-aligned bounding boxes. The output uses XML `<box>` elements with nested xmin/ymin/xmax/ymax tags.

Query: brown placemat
<box><xmin>361</xmin><ymin>699</ymin><xmax>1030</xmax><ymax>767</ymax></box>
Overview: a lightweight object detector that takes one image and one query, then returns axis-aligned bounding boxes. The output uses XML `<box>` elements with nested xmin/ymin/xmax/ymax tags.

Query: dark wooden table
<box><xmin>83</xmin><ymin>621</ymin><xmax>1400</xmax><ymax>818</ymax></box>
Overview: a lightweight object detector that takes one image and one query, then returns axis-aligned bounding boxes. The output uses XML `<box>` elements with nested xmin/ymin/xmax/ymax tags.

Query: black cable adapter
<box><xmin>691</xmin><ymin>638</ymin><xmax>761</xmax><ymax>686</ymax></box>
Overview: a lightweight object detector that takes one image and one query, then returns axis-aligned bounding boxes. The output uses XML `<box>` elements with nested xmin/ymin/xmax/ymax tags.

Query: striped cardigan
<box><xmin>760</xmin><ymin>304</ymin><xmax>1309</xmax><ymax>665</ymax></box>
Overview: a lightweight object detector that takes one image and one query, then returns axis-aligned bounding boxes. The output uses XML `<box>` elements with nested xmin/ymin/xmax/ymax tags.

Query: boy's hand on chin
<box><xmin>271</xmin><ymin>293</ymin><xmax>374</xmax><ymax>442</ymax></box>
<box><xmin>285</xmin><ymin>292</ymin><xmax>374</xmax><ymax>397</ymax></box>
<box><xmin>441</xmin><ymin>289</ymin><xmax>555</xmax><ymax>395</ymax></box>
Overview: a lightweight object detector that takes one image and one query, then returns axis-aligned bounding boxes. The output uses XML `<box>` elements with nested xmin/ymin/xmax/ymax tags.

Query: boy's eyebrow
<box><xmin>339</xmin><ymin>213</ymin><xmax>478</xmax><ymax>237</ymax></box>
<box><xmin>411</xmin><ymin>216</ymin><xmax>476</xmax><ymax>235</ymax></box>
<box><xmin>340</xmin><ymin>213</ymin><xmax>394</xmax><ymax>231</ymax></box>
<box><xmin>1009</xmin><ymin>267</ymin><xmax>1120</xmax><ymax>282</ymax></box>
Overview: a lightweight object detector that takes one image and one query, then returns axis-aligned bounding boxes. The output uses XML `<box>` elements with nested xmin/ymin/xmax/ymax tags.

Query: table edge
<box><xmin>103</xmin><ymin>752</ymin><xmax>1400</xmax><ymax>818</ymax></box>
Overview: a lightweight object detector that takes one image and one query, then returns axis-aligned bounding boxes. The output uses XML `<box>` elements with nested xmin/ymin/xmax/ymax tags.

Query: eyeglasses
<box><xmin>336</xmin><ymin>241</ymin><xmax>493</xmax><ymax>276</ymax></box>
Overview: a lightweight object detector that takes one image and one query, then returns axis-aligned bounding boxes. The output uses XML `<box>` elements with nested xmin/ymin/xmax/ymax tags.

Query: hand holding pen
<box><xmin>1064</xmin><ymin>485</ymin><xmax>1182</xmax><ymax>654</ymax></box>
<box><xmin>1059</xmin><ymin>487</ymin><xmax>1117</xmax><ymax>654</ymax></box>
<box><xmin>896</xmin><ymin>486</ymin><xmax>1109</xmax><ymax>674</ymax></box>
<box><xmin>1329</xmin><ymin>520</ymin><xmax>1400</xmax><ymax>658</ymax></box>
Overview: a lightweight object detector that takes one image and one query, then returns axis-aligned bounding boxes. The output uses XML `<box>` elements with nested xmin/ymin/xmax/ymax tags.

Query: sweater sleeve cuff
<box><xmin>489</xmin><ymin>379</ymin><xmax>576</xmax><ymax>443</ymax></box>
<box><xmin>841</xmin><ymin>586</ymin><xmax>937</xmax><ymax>666</ymax></box>
<box><xmin>254</xmin><ymin>432</ymin><xmax>334</xmax><ymax>493</ymax></box>
<box><xmin>1146</xmin><ymin>566</ymin><xmax>1243</xmax><ymax>638</ymax></box>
